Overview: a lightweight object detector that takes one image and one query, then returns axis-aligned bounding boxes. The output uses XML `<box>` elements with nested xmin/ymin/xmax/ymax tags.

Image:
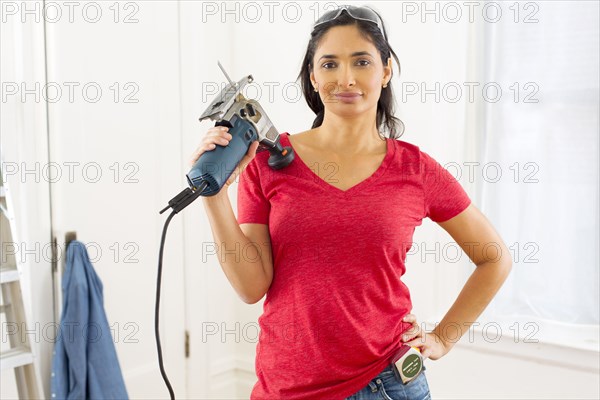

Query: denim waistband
<box><xmin>378</xmin><ymin>363</ymin><xmax>396</xmax><ymax>376</ymax></box>
<box><xmin>363</xmin><ymin>360</ymin><xmax>428</xmax><ymax>396</ymax></box>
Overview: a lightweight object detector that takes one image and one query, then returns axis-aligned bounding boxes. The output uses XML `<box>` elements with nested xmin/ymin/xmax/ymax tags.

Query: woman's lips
<box><xmin>334</xmin><ymin>92</ymin><xmax>362</xmax><ymax>102</ymax></box>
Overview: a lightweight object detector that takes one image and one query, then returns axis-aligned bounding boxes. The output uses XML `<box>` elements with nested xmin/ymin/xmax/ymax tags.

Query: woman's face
<box><xmin>310</xmin><ymin>24</ymin><xmax>392</xmax><ymax>119</ymax></box>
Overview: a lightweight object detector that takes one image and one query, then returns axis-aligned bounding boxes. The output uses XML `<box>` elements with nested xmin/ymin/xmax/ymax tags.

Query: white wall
<box><xmin>44</xmin><ymin>2</ymin><xmax>188</xmax><ymax>399</ymax></box>
<box><xmin>1</xmin><ymin>1</ymin><xmax>598</xmax><ymax>399</ymax></box>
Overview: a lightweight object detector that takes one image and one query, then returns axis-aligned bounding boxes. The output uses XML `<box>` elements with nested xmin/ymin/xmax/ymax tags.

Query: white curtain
<box><xmin>478</xmin><ymin>0</ymin><xmax>599</xmax><ymax>333</ymax></box>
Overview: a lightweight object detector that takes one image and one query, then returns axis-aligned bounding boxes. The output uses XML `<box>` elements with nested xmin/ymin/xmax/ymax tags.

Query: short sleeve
<box><xmin>237</xmin><ymin>158</ymin><xmax>270</xmax><ymax>224</ymax></box>
<box><xmin>421</xmin><ymin>150</ymin><xmax>471</xmax><ymax>222</ymax></box>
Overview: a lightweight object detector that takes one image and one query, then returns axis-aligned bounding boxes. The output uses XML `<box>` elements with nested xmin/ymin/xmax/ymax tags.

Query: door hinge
<box><xmin>51</xmin><ymin>236</ymin><xmax>58</xmax><ymax>273</ymax></box>
<box><xmin>185</xmin><ymin>330</ymin><xmax>190</xmax><ymax>358</ymax></box>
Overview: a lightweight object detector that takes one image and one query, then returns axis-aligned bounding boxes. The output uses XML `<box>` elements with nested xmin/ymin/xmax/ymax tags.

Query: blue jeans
<box><xmin>345</xmin><ymin>363</ymin><xmax>431</xmax><ymax>400</ymax></box>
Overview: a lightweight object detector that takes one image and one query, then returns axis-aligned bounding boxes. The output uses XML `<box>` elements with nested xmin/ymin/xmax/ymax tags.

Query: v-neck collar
<box><xmin>281</xmin><ymin>132</ymin><xmax>395</xmax><ymax>197</ymax></box>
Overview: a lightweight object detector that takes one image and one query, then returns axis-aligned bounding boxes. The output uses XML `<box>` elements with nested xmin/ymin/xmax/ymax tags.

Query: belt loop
<box><xmin>368</xmin><ymin>381</ymin><xmax>378</xmax><ymax>392</ymax></box>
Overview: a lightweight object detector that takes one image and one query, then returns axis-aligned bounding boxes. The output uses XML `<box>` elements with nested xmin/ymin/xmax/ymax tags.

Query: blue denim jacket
<box><xmin>51</xmin><ymin>241</ymin><xmax>128</xmax><ymax>399</ymax></box>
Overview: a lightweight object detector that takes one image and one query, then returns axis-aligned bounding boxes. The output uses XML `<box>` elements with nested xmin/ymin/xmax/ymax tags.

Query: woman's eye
<box><xmin>322</xmin><ymin>60</ymin><xmax>371</xmax><ymax>69</ymax></box>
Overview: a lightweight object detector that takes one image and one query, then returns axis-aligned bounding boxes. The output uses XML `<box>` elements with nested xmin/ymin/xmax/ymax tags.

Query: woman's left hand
<box><xmin>401</xmin><ymin>313</ymin><xmax>450</xmax><ymax>361</ymax></box>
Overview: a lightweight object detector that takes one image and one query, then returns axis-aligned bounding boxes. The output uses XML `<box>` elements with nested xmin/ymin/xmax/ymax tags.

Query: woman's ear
<box><xmin>310</xmin><ymin>71</ymin><xmax>319</xmax><ymax>92</ymax></box>
<box><xmin>384</xmin><ymin>57</ymin><xmax>393</xmax><ymax>82</ymax></box>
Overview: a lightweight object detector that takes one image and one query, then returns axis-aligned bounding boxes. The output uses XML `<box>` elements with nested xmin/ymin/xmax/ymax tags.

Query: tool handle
<box><xmin>186</xmin><ymin>115</ymin><xmax>258</xmax><ymax>196</ymax></box>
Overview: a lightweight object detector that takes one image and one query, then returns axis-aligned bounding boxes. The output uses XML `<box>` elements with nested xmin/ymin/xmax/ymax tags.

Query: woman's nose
<box><xmin>337</xmin><ymin>64</ymin><xmax>356</xmax><ymax>87</ymax></box>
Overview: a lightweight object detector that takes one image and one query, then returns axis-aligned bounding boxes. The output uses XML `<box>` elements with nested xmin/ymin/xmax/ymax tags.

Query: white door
<box><xmin>43</xmin><ymin>2</ymin><xmax>187</xmax><ymax>398</ymax></box>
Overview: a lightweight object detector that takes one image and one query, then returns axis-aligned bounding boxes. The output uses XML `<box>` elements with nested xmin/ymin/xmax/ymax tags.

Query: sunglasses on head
<box><xmin>313</xmin><ymin>5</ymin><xmax>387</xmax><ymax>41</ymax></box>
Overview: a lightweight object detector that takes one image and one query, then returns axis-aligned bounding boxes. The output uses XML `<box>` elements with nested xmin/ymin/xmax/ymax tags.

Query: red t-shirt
<box><xmin>237</xmin><ymin>132</ymin><xmax>471</xmax><ymax>400</ymax></box>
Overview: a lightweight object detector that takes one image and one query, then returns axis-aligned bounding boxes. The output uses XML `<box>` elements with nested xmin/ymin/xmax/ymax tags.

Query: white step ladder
<box><xmin>1</xmin><ymin>172</ymin><xmax>43</xmax><ymax>398</ymax></box>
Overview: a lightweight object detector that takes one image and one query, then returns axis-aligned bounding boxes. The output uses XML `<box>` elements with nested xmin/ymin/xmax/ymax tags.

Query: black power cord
<box><xmin>155</xmin><ymin>209</ymin><xmax>177</xmax><ymax>400</ymax></box>
<box><xmin>155</xmin><ymin>181</ymin><xmax>209</xmax><ymax>400</ymax></box>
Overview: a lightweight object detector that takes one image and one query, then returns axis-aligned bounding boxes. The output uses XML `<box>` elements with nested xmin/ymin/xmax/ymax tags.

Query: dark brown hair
<box><xmin>296</xmin><ymin>8</ymin><xmax>405</xmax><ymax>139</ymax></box>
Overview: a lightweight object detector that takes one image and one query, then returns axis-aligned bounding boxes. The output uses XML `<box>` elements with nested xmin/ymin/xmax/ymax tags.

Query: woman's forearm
<box><xmin>201</xmin><ymin>190</ymin><xmax>269</xmax><ymax>304</ymax></box>
<box><xmin>430</xmin><ymin>259</ymin><xmax>513</xmax><ymax>351</ymax></box>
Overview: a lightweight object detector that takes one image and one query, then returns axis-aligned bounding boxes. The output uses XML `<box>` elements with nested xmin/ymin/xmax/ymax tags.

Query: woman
<box><xmin>193</xmin><ymin>5</ymin><xmax>512</xmax><ymax>400</ymax></box>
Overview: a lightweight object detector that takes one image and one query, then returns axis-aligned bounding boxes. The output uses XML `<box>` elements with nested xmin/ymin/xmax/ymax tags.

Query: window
<box><xmin>476</xmin><ymin>0</ymin><xmax>599</xmax><ymax>349</ymax></box>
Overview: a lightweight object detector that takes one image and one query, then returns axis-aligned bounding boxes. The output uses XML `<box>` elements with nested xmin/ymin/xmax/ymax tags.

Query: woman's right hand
<box><xmin>189</xmin><ymin>125</ymin><xmax>260</xmax><ymax>191</ymax></box>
